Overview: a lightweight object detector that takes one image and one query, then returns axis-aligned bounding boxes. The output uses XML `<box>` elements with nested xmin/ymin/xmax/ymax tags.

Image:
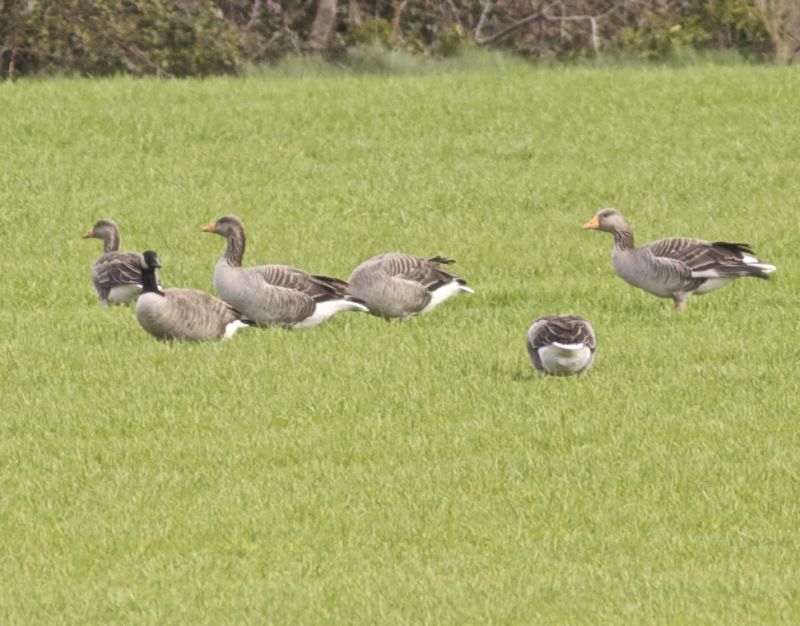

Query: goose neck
<box><xmin>141</xmin><ymin>267</ymin><xmax>164</xmax><ymax>296</ymax></box>
<box><xmin>612</xmin><ymin>225</ymin><xmax>634</xmax><ymax>251</ymax></box>
<box><xmin>103</xmin><ymin>229</ymin><xmax>121</xmax><ymax>253</ymax></box>
<box><xmin>224</xmin><ymin>229</ymin><xmax>245</xmax><ymax>267</ymax></box>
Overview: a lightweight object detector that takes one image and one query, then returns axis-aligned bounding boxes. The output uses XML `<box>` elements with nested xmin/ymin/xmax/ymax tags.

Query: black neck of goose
<box><xmin>612</xmin><ymin>225</ymin><xmax>634</xmax><ymax>251</ymax></box>
<box><xmin>224</xmin><ymin>227</ymin><xmax>245</xmax><ymax>267</ymax></box>
<box><xmin>103</xmin><ymin>229</ymin><xmax>121</xmax><ymax>253</ymax></box>
<box><xmin>141</xmin><ymin>266</ymin><xmax>164</xmax><ymax>296</ymax></box>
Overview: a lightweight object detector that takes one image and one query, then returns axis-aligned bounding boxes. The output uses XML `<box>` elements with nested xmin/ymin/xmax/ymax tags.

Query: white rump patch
<box><xmin>552</xmin><ymin>341</ymin><xmax>584</xmax><ymax>350</ymax></box>
<box><xmin>420</xmin><ymin>281</ymin><xmax>474</xmax><ymax>314</ymax></box>
<box><xmin>107</xmin><ymin>283</ymin><xmax>142</xmax><ymax>305</ymax></box>
<box><xmin>693</xmin><ymin>277</ymin><xmax>733</xmax><ymax>294</ymax></box>
<box><xmin>691</xmin><ymin>269</ymin><xmax>722</xmax><ymax>279</ymax></box>
<box><xmin>223</xmin><ymin>320</ymin><xmax>250</xmax><ymax>340</ymax></box>
<box><xmin>538</xmin><ymin>345</ymin><xmax>593</xmax><ymax>376</ymax></box>
<box><xmin>293</xmin><ymin>299</ymin><xmax>368</xmax><ymax>329</ymax></box>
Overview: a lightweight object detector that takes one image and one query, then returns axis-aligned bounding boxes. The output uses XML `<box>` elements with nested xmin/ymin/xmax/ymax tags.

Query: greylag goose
<box><xmin>83</xmin><ymin>219</ymin><xmax>160</xmax><ymax>306</ymax></box>
<box><xmin>527</xmin><ymin>315</ymin><xmax>596</xmax><ymax>376</ymax></box>
<box><xmin>202</xmin><ymin>215</ymin><xmax>368</xmax><ymax>328</ymax></box>
<box><xmin>135</xmin><ymin>251</ymin><xmax>251</xmax><ymax>342</ymax></box>
<box><xmin>582</xmin><ymin>208</ymin><xmax>776</xmax><ymax>311</ymax></box>
<box><xmin>348</xmin><ymin>253</ymin><xmax>474</xmax><ymax>320</ymax></box>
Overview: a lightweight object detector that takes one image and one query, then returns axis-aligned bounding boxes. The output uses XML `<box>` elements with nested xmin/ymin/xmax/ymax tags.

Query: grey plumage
<box><xmin>583</xmin><ymin>208</ymin><xmax>776</xmax><ymax>310</ymax></box>
<box><xmin>527</xmin><ymin>315</ymin><xmax>596</xmax><ymax>376</ymax></box>
<box><xmin>348</xmin><ymin>252</ymin><xmax>474</xmax><ymax>319</ymax></box>
<box><xmin>83</xmin><ymin>219</ymin><xmax>159</xmax><ymax>306</ymax></box>
<box><xmin>135</xmin><ymin>251</ymin><xmax>250</xmax><ymax>342</ymax></box>
<box><xmin>202</xmin><ymin>215</ymin><xmax>367</xmax><ymax>328</ymax></box>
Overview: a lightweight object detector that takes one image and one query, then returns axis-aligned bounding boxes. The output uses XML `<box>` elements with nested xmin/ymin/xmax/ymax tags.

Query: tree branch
<box><xmin>476</xmin><ymin>4</ymin><xmax>541</xmax><ymax>46</ymax></box>
<box><xmin>543</xmin><ymin>13</ymin><xmax>599</xmax><ymax>55</ymax></box>
<box><xmin>475</xmin><ymin>2</ymin><xmax>605</xmax><ymax>54</ymax></box>
<box><xmin>245</xmin><ymin>0</ymin><xmax>262</xmax><ymax>31</ymax></box>
<box><xmin>475</xmin><ymin>0</ymin><xmax>492</xmax><ymax>42</ymax></box>
<box><xmin>391</xmin><ymin>0</ymin><xmax>408</xmax><ymax>43</ymax></box>
<box><xmin>446</xmin><ymin>0</ymin><xmax>464</xmax><ymax>31</ymax></box>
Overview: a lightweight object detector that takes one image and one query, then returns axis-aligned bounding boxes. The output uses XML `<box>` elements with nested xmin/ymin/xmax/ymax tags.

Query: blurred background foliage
<box><xmin>0</xmin><ymin>0</ymin><xmax>796</xmax><ymax>78</ymax></box>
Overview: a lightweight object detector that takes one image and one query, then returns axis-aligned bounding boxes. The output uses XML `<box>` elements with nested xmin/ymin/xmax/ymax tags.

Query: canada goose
<box><xmin>202</xmin><ymin>215</ymin><xmax>367</xmax><ymax>328</ymax></box>
<box><xmin>582</xmin><ymin>209</ymin><xmax>776</xmax><ymax>311</ymax></box>
<box><xmin>527</xmin><ymin>315</ymin><xmax>596</xmax><ymax>376</ymax></box>
<box><xmin>82</xmin><ymin>219</ymin><xmax>159</xmax><ymax>306</ymax></box>
<box><xmin>135</xmin><ymin>251</ymin><xmax>251</xmax><ymax>342</ymax></box>
<box><xmin>348</xmin><ymin>253</ymin><xmax>474</xmax><ymax>320</ymax></box>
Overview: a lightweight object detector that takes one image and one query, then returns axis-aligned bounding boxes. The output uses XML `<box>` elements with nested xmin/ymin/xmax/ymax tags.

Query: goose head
<box><xmin>582</xmin><ymin>208</ymin><xmax>629</xmax><ymax>234</ymax></box>
<box><xmin>139</xmin><ymin>250</ymin><xmax>164</xmax><ymax>295</ymax></box>
<box><xmin>141</xmin><ymin>250</ymin><xmax>162</xmax><ymax>271</ymax></box>
<box><xmin>83</xmin><ymin>219</ymin><xmax>122</xmax><ymax>252</ymax></box>
<box><xmin>201</xmin><ymin>215</ymin><xmax>245</xmax><ymax>239</ymax></box>
<box><xmin>82</xmin><ymin>219</ymin><xmax>118</xmax><ymax>239</ymax></box>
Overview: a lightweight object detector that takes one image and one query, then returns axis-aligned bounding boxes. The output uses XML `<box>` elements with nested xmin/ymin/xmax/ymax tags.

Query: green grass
<box><xmin>1</xmin><ymin>63</ymin><xmax>799</xmax><ymax>624</ymax></box>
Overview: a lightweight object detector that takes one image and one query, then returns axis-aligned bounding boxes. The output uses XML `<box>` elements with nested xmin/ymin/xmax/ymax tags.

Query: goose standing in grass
<box><xmin>527</xmin><ymin>315</ymin><xmax>596</xmax><ymax>376</ymax></box>
<box><xmin>582</xmin><ymin>208</ymin><xmax>776</xmax><ymax>311</ymax></box>
<box><xmin>83</xmin><ymin>219</ymin><xmax>159</xmax><ymax>306</ymax></box>
<box><xmin>348</xmin><ymin>253</ymin><xmax>474</xmax><ymax>320</ymax></box>
<box><xmin>135</xmin><ymin>251</ymin><xmax>251</xmax><ymax>342</ymax></box>
<box><xmin>202</xmin><ymin>215</ymin><xmax>368</xmax><ymax>328</ymax></box>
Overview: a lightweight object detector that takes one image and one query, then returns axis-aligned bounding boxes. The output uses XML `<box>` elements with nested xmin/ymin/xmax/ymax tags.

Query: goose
<box><xmin>582</xmin><ymin>208</ymin><xmax>776</xmax><ymax>311</ymax></box>
<box><xmin>135</xmin><ymin>251</ymin><xmax>252</xmax><ymax>342</ymax></box>
<box><xmin>526</xmin><ymin>315</ymin><xmax>596</xmax><ymax>376</ymax></box>
<box><xmin>348</xmin><ymin>253</ymin><xmax>474</xmax><ymax>320</ymax></box>
<box><xmin>82</xmin><ymin>219</ymin><xmax>160</xmax><ymax>306</ymax></box>
<box><xmin>202</xmin><ymin>215</ymin><xmax>368</xmax><ymax>328</ymax></box>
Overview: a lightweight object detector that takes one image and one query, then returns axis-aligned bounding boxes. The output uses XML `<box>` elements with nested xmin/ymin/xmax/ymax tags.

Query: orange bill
<box><xmin>82</xmin><ymin>228</ymin><xmax>95</xmax><ymax>238</ymax></box>
<box><xmin>201</xmin><ymin>223</ymin><xmax>216</xmax><ymax>233</ymax></box>
<box><xmin>582</xmin><ymin>216</ymin><xmax>600</xmax><ymax>230</ymax></box>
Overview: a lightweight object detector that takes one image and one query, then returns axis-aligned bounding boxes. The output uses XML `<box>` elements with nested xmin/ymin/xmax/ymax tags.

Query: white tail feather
<box><xmin>742</xmin><ymin>255</ymin><xmax>776</xmax><ymax>273</ymax></box>
<box><xmin>293</xmin><ymin>299</ymin><xmax>367</xmax><ymax>329</ymax></box>
<box><xmin>420</xmin><ymin>280</ymin><xmax>474</xmax><ymax>314</ymax></box>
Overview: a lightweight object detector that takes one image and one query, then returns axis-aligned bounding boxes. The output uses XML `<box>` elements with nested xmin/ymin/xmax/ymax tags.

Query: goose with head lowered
<box><xmin>135</xmin><ymin>251</ymin><xmax>252</xmax><ymax>342</ymax></box>
<box><xmin>83</xmin><ymin>219</ymin><xmax>160</xmax><ymax>306</ymax></box>
<box><xmin>582</xmin><ymin>209</ymin><xmax>776</xmax><ymax>311</ymax></box>
<box><xmin>202</xmin><ymin>215</ymin><xmax>368</xmax><ymax>328</ymax></box>
<box><xmin>348</xmin><ymin>253</ymin><xmax>474</xmax><ymax>320</ymax></box>
<box><xmin>527</xmin><ymin>315</ymin><xmax>596</xmax><ymax>376</ymax></box>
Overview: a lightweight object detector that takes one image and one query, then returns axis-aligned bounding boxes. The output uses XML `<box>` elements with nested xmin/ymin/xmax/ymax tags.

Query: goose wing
<box><xmin>247</xmin><ymin>264</ymin><xmax>351</xmax><ymax>302</ymax></box>
<box><xmin>643</xmin><ymin>238</ymin><xmax>770</xmax><ymax>279</ymax></box>
<box><xmin>528</xmin><ymin>315</ymin><xmax>596</xmax><ymax>350</ymax></box>
<box><xmin>167</xmin><ymin>289</ymin><xmax>241</xmax><ymax>328</ymax></box>
<box><xmin>93</xmin><ymin>252</ymin><xmax>145</xmax><ymax>288</ymax></box>
<box><xmin>383</xmin><ymin>254</ymin><xmax>462</xmax><ymax>292</ymax></box>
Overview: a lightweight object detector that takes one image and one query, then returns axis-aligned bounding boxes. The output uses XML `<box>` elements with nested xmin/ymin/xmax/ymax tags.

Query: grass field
<box><xmin>1</xmin><ymin>60</ymin><xmax>799</xmax><ymax>624</ymax></box>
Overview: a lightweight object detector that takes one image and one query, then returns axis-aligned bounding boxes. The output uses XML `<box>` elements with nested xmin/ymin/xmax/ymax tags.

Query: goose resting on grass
<box><xmin>202</xmin><ymin>215</ymin><xmax>368</xmax><ymax>328</ymax></box>
<box><xmin>527</xmin><ymin>315</ymin><xmax>596</xmax><ymax>376</ymax></box>
<box><xmin>83</xmin><ymin>219</ymin><xmax>160</xmax><ymax>306</ymax></box>
<box><xmin>135</xmin><ymin>251</ymin><xmax>251</xmax><ymax>342</ymax></box>
<box><xmin>582</xmin><ymin>209</ymin><xmax>776</xmax><ymax>311</ymax></box>
<box><xmin>348</xmin><ymin>253</ymin><xmax>474</xmax><ymax>320</ymax></box>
